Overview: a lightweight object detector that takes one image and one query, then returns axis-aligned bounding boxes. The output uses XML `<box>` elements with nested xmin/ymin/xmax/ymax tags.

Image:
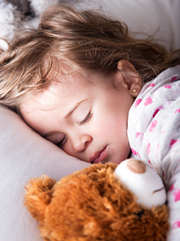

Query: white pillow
<box><xmin>0</xmin><ymin>105</ymin><xmax>90</xmax><ymax>241</ymax></box>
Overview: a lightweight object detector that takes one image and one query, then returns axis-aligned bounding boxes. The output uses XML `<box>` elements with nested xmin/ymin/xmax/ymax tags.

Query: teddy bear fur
<box><xmin>24</xmin><ymin>163</ymin><xmax>169</xmax><ymax>241</ymax></box>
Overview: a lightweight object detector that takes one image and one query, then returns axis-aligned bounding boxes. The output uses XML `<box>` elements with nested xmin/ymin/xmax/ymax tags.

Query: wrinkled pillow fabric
<box><xmin>0</xmin><ymin>105</ymin><xmax>90</xmax><ymax>241</ymax></box>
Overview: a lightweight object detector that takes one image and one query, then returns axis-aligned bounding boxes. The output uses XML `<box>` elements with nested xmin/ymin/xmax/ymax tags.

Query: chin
<box><xmin>110</xmin><ymin>153</ymin><xmax>130</xmax><ymax>164</ymax></box>
<box><xmin>109</xmin><ymin>159</ymin><xmax>124</xmax><ymax>165</ymax></box>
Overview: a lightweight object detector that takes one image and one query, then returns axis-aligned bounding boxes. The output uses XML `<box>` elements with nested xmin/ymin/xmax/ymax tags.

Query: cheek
<box><xmin>93</xmin><ymin>115</ymin><xmax>127</xmax><ymax>139</ymax></box>
<box><xmin>62</xmin><ymin>143</ymin><xmax>74</xmax><ymax>156</ymax></box>
<box><xmin>95</xmin><ymin>123</ymin><xmax>111</xmax><ymax>137</ymax></box>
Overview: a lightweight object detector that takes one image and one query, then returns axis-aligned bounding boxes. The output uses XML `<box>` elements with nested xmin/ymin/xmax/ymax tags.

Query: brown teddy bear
<box><xmin>24</xmin><ymin>159</ymin><xmax>169</xmax><ymax>241</ymax></box>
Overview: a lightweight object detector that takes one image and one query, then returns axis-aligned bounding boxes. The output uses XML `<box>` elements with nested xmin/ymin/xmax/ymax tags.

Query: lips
<box><xmin>90</xmin><ymin>146</ymin><xmax>107</xmax><ymax>164</ymax></box>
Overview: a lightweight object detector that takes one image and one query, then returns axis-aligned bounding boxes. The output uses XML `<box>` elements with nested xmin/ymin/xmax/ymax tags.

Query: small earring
<box><xmin>132</xmin><ymin>89</ymin><xmax>137</xmax><ymax>93</ymax></box>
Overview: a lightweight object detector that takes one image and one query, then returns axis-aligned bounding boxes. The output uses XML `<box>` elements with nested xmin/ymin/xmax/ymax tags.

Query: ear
<box><xmin>24</xmin><ymin>175</ymin><xmax>56</xmax><ymax>224</ymax></box>
<box><xmin>117</xmin><ymin>60</ymin><xmax>142</xmax><ymax>97</ymax></box>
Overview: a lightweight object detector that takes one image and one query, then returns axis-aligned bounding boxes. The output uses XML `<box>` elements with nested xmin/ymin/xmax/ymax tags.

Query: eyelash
<box><xmin>56</xmin><ymin>136</ymin><xmax>67</xmax><ymax>147</ymax></box>
<box><xmin>56</xmin><ymin>111</ymin><xmax>92</xmax><ymax>147</ymax></box>
<box><xmin>78</xmin><ymin>111</ymin><xmax>92</xmax><ymax>125</ymax></box>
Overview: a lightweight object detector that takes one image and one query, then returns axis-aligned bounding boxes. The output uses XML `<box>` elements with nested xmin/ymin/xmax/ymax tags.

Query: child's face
<box><xmin>21</xmin><ymin>69</ymin><xmax>134</xmax><ymax>164</ymax></box>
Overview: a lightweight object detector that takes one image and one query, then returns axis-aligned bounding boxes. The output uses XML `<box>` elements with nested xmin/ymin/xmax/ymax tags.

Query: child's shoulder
<box><xmin>140</xmin><ymin>65</ymin><xmax>180</xmax><ymax>96</ymax></box>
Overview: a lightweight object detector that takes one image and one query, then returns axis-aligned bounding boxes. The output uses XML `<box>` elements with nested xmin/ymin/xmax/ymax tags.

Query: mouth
<box><xmin>153</xmin><ymin>187</ymin><xmax>164</xmax><ymax>193</ymax></box>
<box><xmin>90</xmin><ymin>146</ymin><xmax>107</xmax><ymax>164</ymax></box>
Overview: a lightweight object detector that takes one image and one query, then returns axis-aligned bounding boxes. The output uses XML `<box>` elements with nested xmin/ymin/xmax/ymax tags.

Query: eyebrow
<box><xmin>64</xmin><ymin>99</ymin><xmax>87</xmax><ymax>119</ymax></box>
<box><xmin>42</xmin><ymin>99</ymin><xmax>88</xmax><ymax>138</ymax></box>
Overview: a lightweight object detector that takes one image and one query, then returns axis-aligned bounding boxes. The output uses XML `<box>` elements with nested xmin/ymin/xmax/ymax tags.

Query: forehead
<box><xmin>20</xmin><ymin>69</ymin><xmax>100</xmax><ymax>112</ymax></box>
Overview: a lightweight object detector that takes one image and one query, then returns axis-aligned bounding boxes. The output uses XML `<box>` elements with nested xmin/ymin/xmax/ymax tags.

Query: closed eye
<box><xmin>56</xmin><ymin>111</ymin><xmax>92</xmax><ymax>147</ymax></box>
<box><xmin>78</xmin><ymin>111</ymin><xmax>92</xmax><ymax>125</ymax></box>
<box><xmin>56</xmin><ymin>135</ymin><xmax>67</xmax><ymax>147</ymax></box>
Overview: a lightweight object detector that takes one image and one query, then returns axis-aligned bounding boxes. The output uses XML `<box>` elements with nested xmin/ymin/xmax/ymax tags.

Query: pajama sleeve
<box><xmin>127</xmin><ymin>65</ymin><xmax>180</xmax><ymax>241</ymax></box>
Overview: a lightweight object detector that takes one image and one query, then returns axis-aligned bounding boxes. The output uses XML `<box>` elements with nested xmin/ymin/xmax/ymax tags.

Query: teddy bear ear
<box><xmin>24</xmin><ymin>175</ymin><xmax>56</xmax><ymax>224</ymax></box>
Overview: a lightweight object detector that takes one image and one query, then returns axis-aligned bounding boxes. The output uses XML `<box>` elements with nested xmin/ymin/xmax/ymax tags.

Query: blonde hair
<box><xmin>0</xmin><ymin>4</ymin><xmax>180</xmax><ymax>112</ymax></box>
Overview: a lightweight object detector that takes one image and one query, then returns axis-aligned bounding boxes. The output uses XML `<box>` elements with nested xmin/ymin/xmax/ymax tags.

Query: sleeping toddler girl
<box><xmin>0</xmin><ymin>5</ymin><xmax>180</xmax><ymax>240</ymax></box>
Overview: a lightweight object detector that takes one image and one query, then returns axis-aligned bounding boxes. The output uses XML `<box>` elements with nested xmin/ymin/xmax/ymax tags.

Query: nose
<box><xmin>73</xmin><ymin>134</ymin><xmax>92</xmax><ymax>153</ymax></box>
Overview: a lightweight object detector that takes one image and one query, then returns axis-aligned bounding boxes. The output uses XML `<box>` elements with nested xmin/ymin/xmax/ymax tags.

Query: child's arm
<box><xmin>164</xmin><ymin>161</ymin><xmax>180</xmax><ymax>241</ymax></box>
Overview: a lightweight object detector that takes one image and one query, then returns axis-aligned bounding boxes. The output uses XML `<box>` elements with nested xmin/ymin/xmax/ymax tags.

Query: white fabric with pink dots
<box><xmin>128</xmin><ymin>65</ymin><xmax>180</xmax><ymax>241</ymax></box>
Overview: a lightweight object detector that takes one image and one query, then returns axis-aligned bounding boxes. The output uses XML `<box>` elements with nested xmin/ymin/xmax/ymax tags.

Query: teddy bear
<box><xmin>24</xmin><ymin>159</ymin><xmax>169</xmax><ymax>241</ymax></box>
